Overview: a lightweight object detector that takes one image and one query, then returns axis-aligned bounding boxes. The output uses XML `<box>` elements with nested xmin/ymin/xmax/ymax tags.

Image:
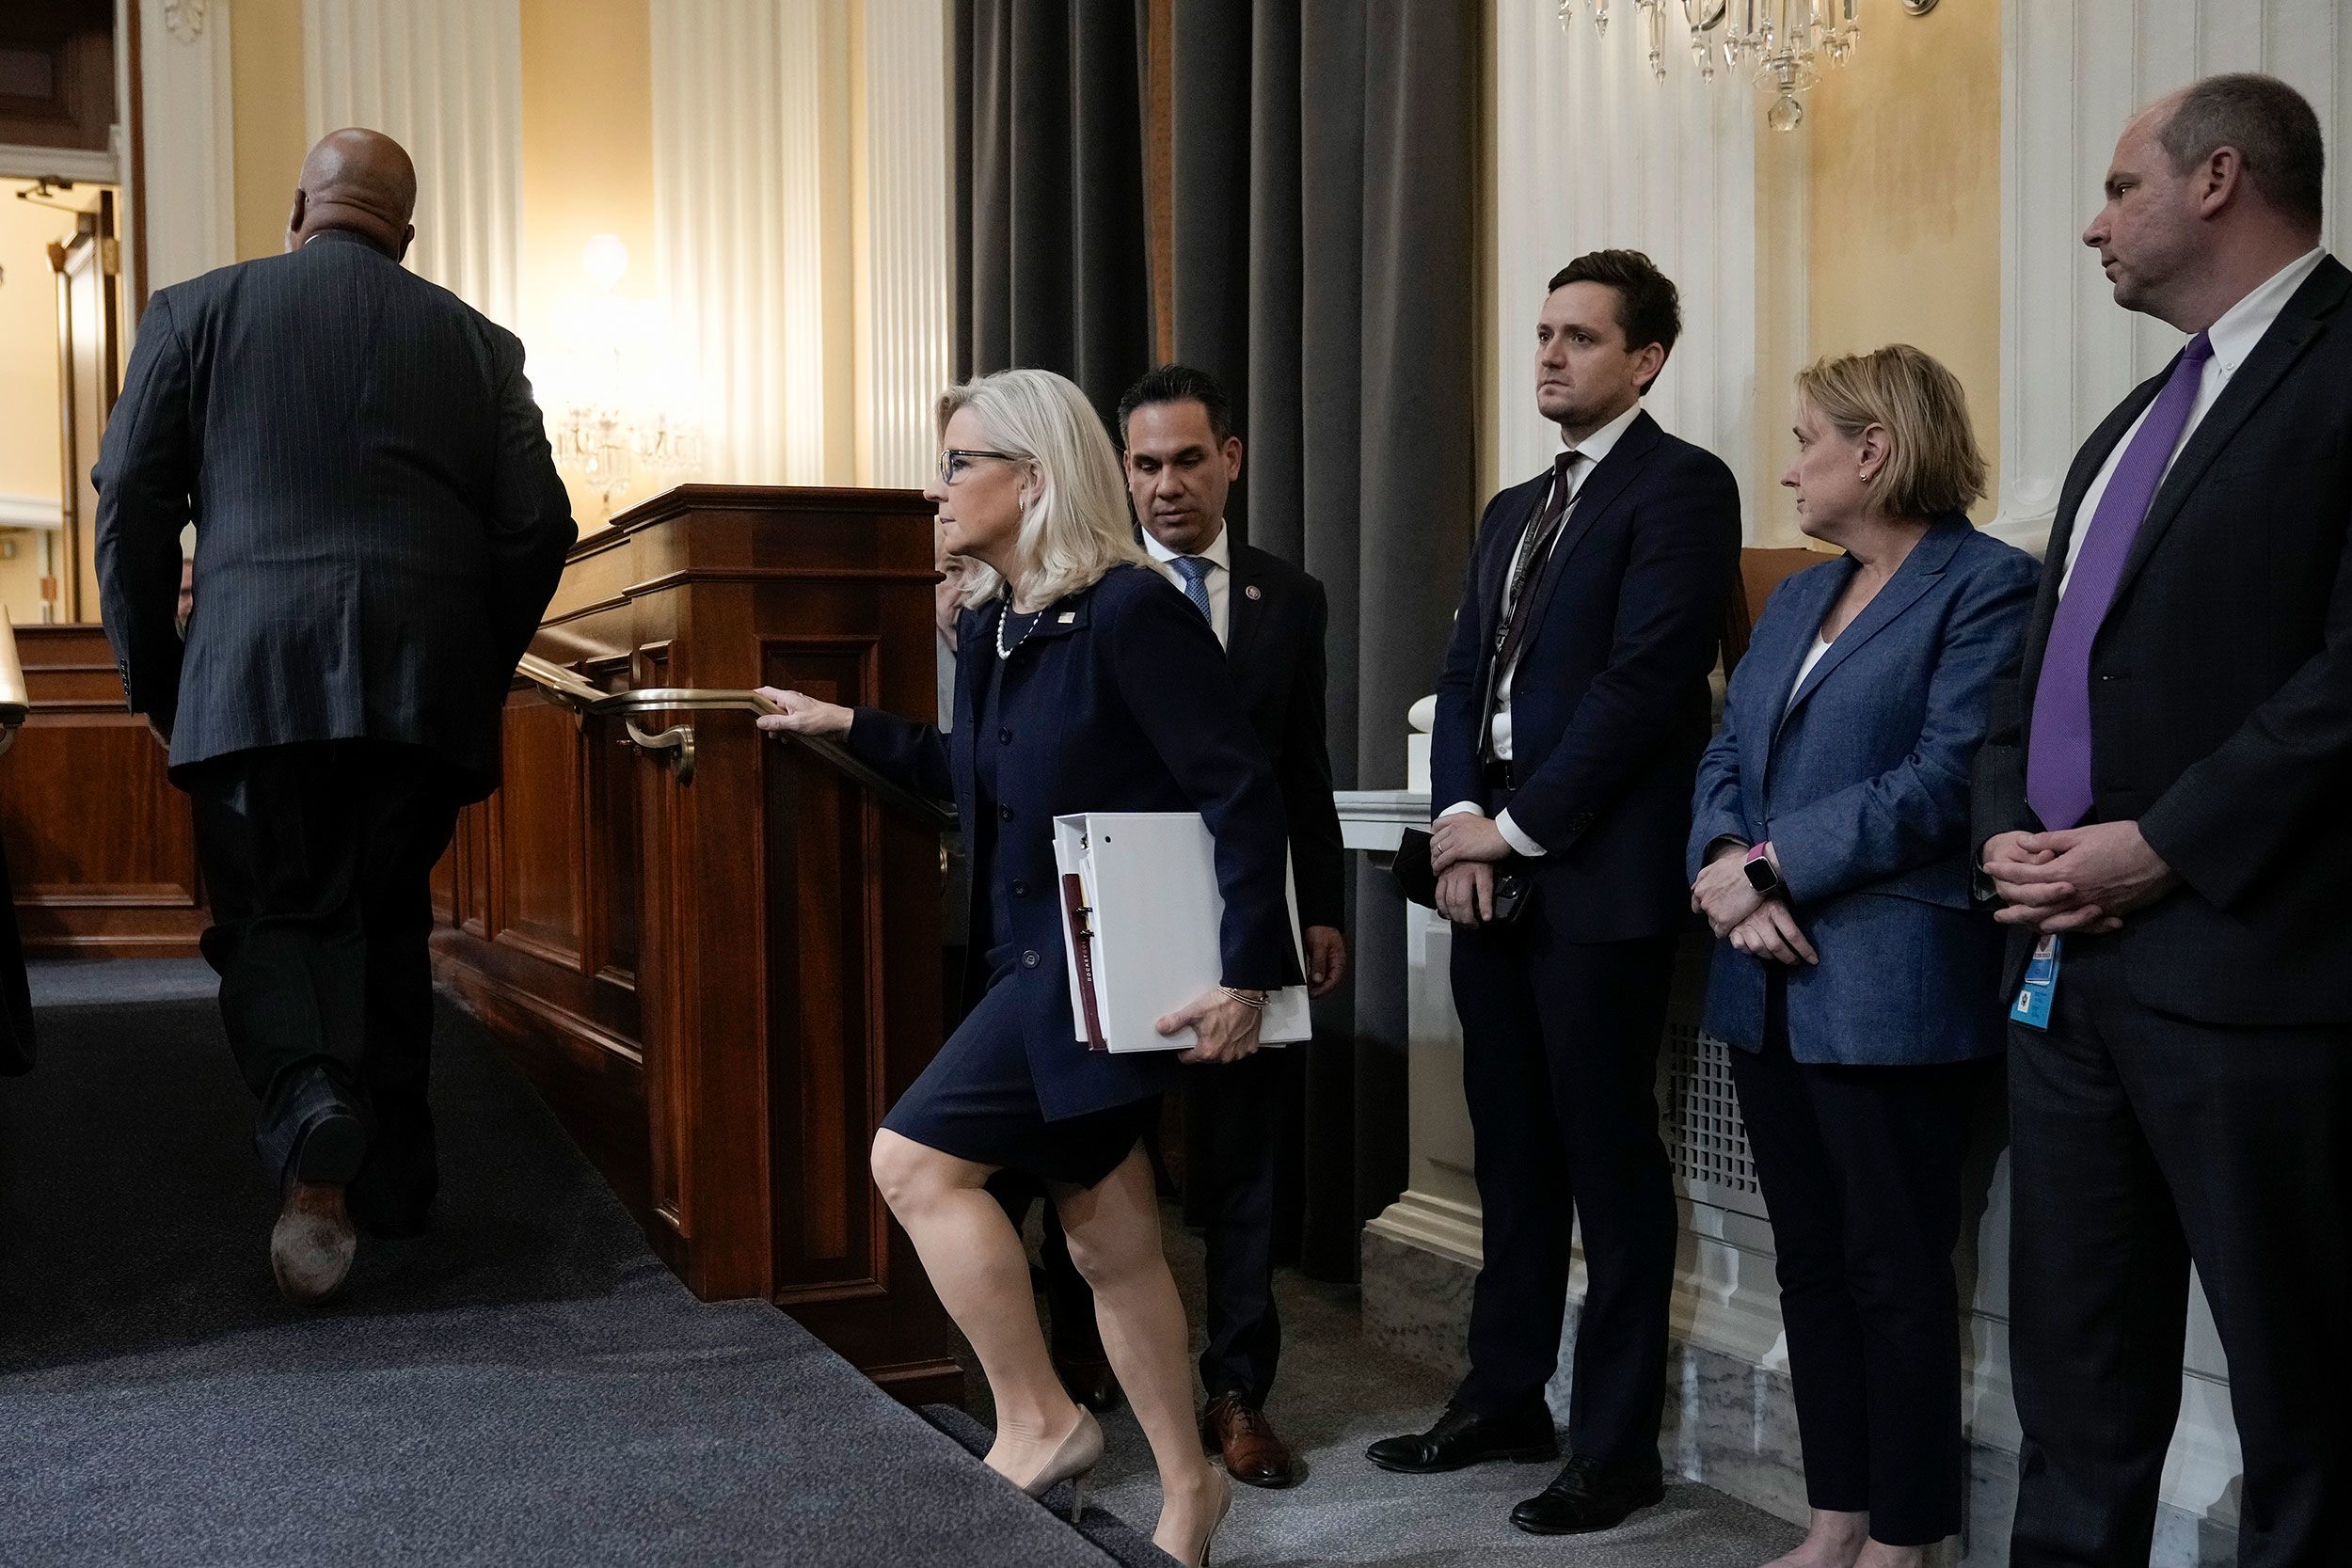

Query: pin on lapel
<box><xmin>1057</xmin><ymin>611</ymin><xmax>1075</xmax><ymax>623</ymax></box>
<box><xmin>1245</xmin><ymin>585</ymin><xmax>1263</xmax><ymax>601</ymax></box>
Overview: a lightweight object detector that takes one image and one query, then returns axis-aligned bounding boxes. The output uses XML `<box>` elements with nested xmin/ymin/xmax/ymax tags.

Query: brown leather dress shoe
<box><xmin>1201</xmin><ymin>1392</ymin><xmax>1297</xmax><ymax>1488</ymax></box>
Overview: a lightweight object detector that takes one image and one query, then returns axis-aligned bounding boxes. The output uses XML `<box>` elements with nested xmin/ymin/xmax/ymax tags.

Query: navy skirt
<box><xmin>882</xmin><ymin>959</ymin><xmax>1156</xmax><ymax>1189</ymax></box>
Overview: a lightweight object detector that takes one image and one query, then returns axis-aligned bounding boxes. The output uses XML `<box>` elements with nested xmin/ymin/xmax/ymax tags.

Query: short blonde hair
<box><xmin>937</xmin><ymin>369</ymin><xmax>1150</xmax><ymax>610</ymax></box>
<box><xmin>1795</xmin><ymin>345</ymin><xmax>1988</xmax><ymax>520</ymax></box>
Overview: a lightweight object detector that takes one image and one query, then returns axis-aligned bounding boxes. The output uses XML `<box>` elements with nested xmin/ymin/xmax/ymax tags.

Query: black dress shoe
<box><xmin>1051</xmin><ymin>1339</ymin><xmax>1124</xmax><ymax>1412</ymax></box>
<box><xmin>1365</xmin><ymin>1403</ymin><xmax>1559</xmax><ymax>1474</ymax></box>
<box><xmin>1509</xmin><ymin>1453</ymin><xmax>1666</xmax><ymax>1535</ymax></box>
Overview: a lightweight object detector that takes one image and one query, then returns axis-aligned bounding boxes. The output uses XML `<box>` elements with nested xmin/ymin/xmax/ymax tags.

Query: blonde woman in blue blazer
<box><xmin>1688</xmin><ymin>346</ymin><xmax>2035</xmax><ymax>1568</ymax></box>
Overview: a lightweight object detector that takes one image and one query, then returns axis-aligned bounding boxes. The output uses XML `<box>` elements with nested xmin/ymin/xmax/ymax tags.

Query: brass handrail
<box><xmin>0</xmin><ymin>610</ymin><xmax>28</xmax><ymax>757</ymax></box>
<box><xmin>513</xmin><ymin>653</ymin><xmax>954</xmax><ymax>832</ymax></box>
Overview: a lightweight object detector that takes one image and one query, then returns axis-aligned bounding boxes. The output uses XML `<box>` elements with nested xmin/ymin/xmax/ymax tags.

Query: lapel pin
<box><xmin>1057</xmin><ymin>611</ymin><xmax>1075</xmax><ymax>624</ymax></box>
<box><xmin>1245</xmin><ymin>584</ymin><xmax>1263</xmax><ymax>601</ymax></box>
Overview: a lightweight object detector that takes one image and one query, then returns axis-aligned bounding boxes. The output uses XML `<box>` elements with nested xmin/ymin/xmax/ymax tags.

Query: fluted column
<box><xmin>860</xmin><ymin>0</ymin><xmax>953</xmax><ymax>488</ymax></box>
<box><xmin>649</xmin><ymin>0</ymin><xmax>839</xmax><ymax>486</ymax></box>
<box><xmin>302</xmin><ymin>0</ymin><xmax>523</xmax><ymax>327</ymax></box>
<box><xmin>1491</xmin><ymin>0</ymin><xmax>1761</xmax><ymax>526</ymax></box>
<box><xmin>140</xmin><ymin>0</ymin><xmax>239</xmax><ymax>294</ymax></box>
<box><xmin>1994</xmin><ymin>0</ymin><xmax>2352</xmax><ymax>552</ymax></box>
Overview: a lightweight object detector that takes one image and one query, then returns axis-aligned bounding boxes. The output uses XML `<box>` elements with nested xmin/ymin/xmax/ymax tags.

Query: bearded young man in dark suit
<box><xmin>1368</xmin><ymin>250</ymin><xmax>1741</xmax><ymax>1538</ymax></box>
<box><xmin>95</xmin><ymin>129</ymin><xmax>577</xmax><ymax>1306</ymax></box>
<box><xmin>1000</xmin><ymin>364</ymin><xmax>1348</xmax><ymax>1489</ymax></box>
<box><xmin>1973</xmin><ymin>74</ymin><xmax>2352</xmax><ymax>1568</ymax></box>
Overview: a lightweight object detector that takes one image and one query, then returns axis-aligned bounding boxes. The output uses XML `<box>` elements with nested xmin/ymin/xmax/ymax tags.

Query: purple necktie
<box><xmin>2026</xmin><ymin>331</ymin><xmax>2213</xmax><ymax>830</ymax></box>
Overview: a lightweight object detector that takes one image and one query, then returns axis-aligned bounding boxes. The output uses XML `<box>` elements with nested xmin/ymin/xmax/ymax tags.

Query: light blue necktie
<box><xmin>1171</xmin><ymin>555</ymin><xmax>1213</xmax><ymax>622</ymax></box>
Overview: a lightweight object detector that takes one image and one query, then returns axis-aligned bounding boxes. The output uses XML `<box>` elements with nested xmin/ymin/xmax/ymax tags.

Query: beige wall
<box><xmin>231</xmin><ymin>0</ymin><xmax>309</xmax><ymax>261</ymax></box>
<box><xmin>1766</xmin><ymin>0</ymin><xmax>2004</xmax><ymax>546</ymax></box>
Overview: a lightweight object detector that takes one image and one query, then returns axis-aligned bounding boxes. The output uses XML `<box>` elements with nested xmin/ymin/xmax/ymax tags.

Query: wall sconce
<box><xmin>542</xmin><ymin>234</ymin><xmax>702</xmax><ymax>521</ymax></box>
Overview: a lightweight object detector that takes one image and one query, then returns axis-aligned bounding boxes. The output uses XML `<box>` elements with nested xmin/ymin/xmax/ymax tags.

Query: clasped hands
<box><xmin>1429</xmin><ymin>813</ymin><xmax>1511</xmax><ymax>926</ymax></box>
<box><xmin>1691</xmin><ymin>846</ymin><xmax>1817</xmax><ymax>966</ymax></box>
<box><xmin>1981</xmin><ymin>819</ymin><xmax>2176</xmax><ymax>935</ymax></box>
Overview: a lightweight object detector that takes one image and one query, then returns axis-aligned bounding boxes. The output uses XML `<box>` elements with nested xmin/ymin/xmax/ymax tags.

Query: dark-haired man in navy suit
<box><xmin>1368</xmin><ymin>250</ymin><xmax>1741</xmax><ymax>1538</ymax></box>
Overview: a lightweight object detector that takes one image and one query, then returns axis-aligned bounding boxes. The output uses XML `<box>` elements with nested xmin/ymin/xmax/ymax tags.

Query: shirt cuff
<box><xmin>1496</xmin><ymin>809</ymin><xmax>1547</xmax><ymax>859</ymax></box>
<box><xmin>1438</xmin><ymin>801</ymin><xmax>1485</xmax><ymax>819</ymax></box>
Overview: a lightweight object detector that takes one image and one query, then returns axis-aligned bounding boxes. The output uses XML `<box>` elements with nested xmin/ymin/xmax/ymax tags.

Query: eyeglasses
<box><xmin>938</xmin><ymin>448</ymin><xmax>1029</xmax><ymax>486</ymax></box>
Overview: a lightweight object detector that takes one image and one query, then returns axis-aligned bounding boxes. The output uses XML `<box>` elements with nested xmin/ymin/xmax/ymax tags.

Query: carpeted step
<box><xmin>920</xmin><ymin>1403</ymin><xmax>1175</xmax><ymax>1568</ymax></box>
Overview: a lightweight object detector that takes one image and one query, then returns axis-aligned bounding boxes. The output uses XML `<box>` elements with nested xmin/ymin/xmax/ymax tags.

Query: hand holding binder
<box><xmin>1054</xmin><ymin>812</ymin><xmax>1312</xmax><ymax>1054</ymax></box>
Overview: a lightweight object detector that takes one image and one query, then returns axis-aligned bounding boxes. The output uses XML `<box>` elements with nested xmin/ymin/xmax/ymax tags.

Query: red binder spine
<box><xmin>1061</xmin><ymin>873</ymin><xmax>1108</xmax><ymax>1053</ymax></box>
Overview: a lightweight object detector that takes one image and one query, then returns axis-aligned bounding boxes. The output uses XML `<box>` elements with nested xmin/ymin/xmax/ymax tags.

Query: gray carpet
<box><xmin>0</xmin><ymin>959</ymin><xmax>1119</xmax><ymax>1568</ymax></box>
<box><xmin>966</xmin><ymin>1212</ymin><xmax>1807</xmax><ymax>1568</ymax></box>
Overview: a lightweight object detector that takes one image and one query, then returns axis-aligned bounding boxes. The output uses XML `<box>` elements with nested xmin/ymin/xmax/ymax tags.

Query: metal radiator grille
<box><xmin>1661</xmin><ymin>1021</ymin><xmax>1766</xmax><ymax>1216</ymax></box>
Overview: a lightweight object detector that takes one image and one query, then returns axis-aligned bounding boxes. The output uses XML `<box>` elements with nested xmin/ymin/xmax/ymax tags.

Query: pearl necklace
<box><xmin>996</xmin><ymin>601</ymin><xmax>1041</xmax><ymax>660</ymax></box>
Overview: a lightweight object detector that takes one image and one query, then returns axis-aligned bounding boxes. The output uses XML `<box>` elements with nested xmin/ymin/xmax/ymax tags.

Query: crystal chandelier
<box><xmin>1558</xmin><ymin>0</ymin><xmax>1932</xmax><ymax>132</ymax></box>
<box><xmin>542</xmin><ymin>236</ymin><xmax>704</xmax><ymax>521</ymax></box>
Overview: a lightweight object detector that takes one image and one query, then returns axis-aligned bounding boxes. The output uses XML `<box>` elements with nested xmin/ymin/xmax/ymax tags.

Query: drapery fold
<box><xmin>953</xmin><ymin>0</ymin><xmax>1156</xmax><ymax>423</ymax></box>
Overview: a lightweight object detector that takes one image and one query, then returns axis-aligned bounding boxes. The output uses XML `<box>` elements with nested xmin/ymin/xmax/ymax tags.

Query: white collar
<box><xmin>2205</xmin><ymin>247</ymin><xmax>2328</xmax><ymax>374</ymax></box>
<box><xmin>1142</xmin><ymin>520</ymin><xmax>1232</xmax><ymax>571</ymax></box>
<box><xmin>1555</xmin><ymin>398</ymin><xmax>1645</xmax><ymax>473</ymax></box>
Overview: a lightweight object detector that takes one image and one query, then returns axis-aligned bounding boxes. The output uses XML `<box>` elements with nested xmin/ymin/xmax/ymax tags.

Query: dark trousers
<box><xmin>187</xmin><ymin>740</ymin><xmax>463</xmax><ymax>1217</ymax></box>
<box><xmin>2008</xmin><ymin>934</ymin><xmax>2352</xmax><ymax>1568</ymax></box>
<box><xmin>1727</xmin><ymin>997</ymin><xmax>1987</xmax><ymax>1545</ymax></box>
<box><xmin>1178</xmin><ymin>1047</ymin><xmax>1293</xmax><ymax>1402</ymax></box>
<box><xmin>1016</xmin><ymin>1052</ymin><xmax>1291</xmax><ymax>1403</ymax></box>
<box><xmin>1452</xmin><ymin>914</ymin><xmax>1679</xmax><ymax>1465</ymax></box>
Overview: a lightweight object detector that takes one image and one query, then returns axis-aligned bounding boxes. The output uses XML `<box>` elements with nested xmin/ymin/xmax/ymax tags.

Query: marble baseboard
<box><xmin>1360</xmin><ymin>1228</ymin><xmax>2238</xmax><ymax>1567</ymax></box>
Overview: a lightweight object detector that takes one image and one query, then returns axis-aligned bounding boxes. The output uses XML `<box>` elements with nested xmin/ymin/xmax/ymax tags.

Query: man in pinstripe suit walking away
<box><xmin>94</xmin><ymin>130</ymin><xmax>578</xmax><ymax>1305</ymax></box>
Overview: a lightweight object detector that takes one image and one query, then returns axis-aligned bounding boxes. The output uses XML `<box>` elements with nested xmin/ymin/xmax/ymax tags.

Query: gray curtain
<box><xmin>952</xmin><ymin>0</ymin><xmax>1155</xmax><ymax>424</ymax></box>
<box><xmin>1168</xmin><ymin>3</ymin><xmax>1482</xmax><ymax>1279</ymax></box>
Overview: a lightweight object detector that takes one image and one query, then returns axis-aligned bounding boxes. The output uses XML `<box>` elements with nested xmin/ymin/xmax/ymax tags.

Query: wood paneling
<box><xmin>432</xmin><ymin>485</ymin><xmax>961</xmax><ymax>1402</ymax></box>
<box><xmin>0</xmin><ymin>626</ymin><xmax>204</xmax><ymax>958</ymax></box>
<box><xmin>0</xmin><ymin>1</ymin><xmax>116</xmax><ymax>155</ymax></box>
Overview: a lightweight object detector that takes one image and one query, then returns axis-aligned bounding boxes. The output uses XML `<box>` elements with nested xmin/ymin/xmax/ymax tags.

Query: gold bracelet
<box><xmin>1219</xmin><ymin>986</ymin><xmax>1269</xmax><ymax>1009</ymax></box>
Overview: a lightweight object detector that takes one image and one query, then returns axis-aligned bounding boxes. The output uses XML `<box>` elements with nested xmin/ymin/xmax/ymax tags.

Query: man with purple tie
<box><xmin>1972</xmin><ymin>74</ymin><xmax>2352</xmax><ymax>1568</ymax></box>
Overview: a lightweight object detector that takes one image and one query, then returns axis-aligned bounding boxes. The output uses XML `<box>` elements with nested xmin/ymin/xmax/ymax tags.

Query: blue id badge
<box><xmin>2011</xmin><ymin>934</ymin><xmax>2060</xmax><ymax>1031</ymax></box>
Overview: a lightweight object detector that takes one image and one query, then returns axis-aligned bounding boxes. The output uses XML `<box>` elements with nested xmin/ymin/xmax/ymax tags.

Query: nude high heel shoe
<box><xmin>1013</xmin><ymin>1408</ymin><xmax>1104</xmax><ymax>1523</ymax></box>
<box><xmin>1165</xmin><ymin>1468</ymin><xmax>1232</xmax><ymax>1567</ymax></box>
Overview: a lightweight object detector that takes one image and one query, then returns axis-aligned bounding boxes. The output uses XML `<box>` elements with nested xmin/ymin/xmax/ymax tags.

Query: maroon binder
<box><xmin>1061</xmin><ymin>873</ymin><xmax>1108</xmax><ymax>1053</ymax></box>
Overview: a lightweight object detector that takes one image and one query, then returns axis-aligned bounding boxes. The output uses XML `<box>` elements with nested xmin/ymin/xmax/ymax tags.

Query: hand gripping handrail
<box><xmin>0</xmin><ymin>611</ymin><xmax>28</xmax><ymax>758</ymax></box>
<box><xmin>513</xmin><ymin>653</ymin><xmax>954</xmax><ymax>832</ymax></box>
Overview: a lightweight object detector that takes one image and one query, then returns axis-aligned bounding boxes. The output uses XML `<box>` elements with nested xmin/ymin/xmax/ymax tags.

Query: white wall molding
<box><xmin>1994</xmin><ymin>0</ymin><xmax>2352</xmax><ymax>555</ymax></box>
<box><xmin>860</xmin><ymin>0</ymin><xmax>953</xmax><ymax>489</ymax></box>
<box><xmin>0</xmin><ymin>143</ymin><xmax>120</xmax><ymax>183</ymax></box>
<box><xmin>302</xmin><ymin>0</ymin><xmax>523</xmax><ymax>327</ymax></box>
<box><xmin>0</xmin><ymin>494</ymin><xmax>65</xmax><ymax>531</ymax></box>
<box><xmin>138</xmin><ymin>0</ymin><xmax>237</xmax><ymax>293</ymax></box>
<box><xmin>1492</xmin><ymin>0</ymin><xmax>1760</xmax><ymax>531</ymax></box>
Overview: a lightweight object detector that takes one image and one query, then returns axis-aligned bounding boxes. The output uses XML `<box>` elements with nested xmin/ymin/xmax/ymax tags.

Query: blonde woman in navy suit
<box><xmin>1688</xmin><ymin>347</ymin><xmax>2036</xmax><ymax>1568</ymax></box>
<box><xmin>755</xmin><ymin>369</ymin><xmax>1295</xmax><ymax>1566</ymax></box>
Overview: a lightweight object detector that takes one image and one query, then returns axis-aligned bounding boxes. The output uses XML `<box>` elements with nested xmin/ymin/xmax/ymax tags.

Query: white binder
<box><xmin>1052</xmin><ymin>812</ymin><xmax>1312</xmax><ymax>1054</ymax></box>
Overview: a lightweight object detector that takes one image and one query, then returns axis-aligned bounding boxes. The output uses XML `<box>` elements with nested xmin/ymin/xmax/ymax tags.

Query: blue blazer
<box><xmin>847</xmin><ymin>562</ymin><xmax>1300</xmax><ymax>1120</ymax></box>
<box><xmin>1688</xmin><ymin>518</ymin><xmax>2037</xmax><ymax>1065</ymax></box>
<box><xmin>1430</xmin><ymin>412</ymin><xmax>1744</xmax><ymax>941</ymax></box>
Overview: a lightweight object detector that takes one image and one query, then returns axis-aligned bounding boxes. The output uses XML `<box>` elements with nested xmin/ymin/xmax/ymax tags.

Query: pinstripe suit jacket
<box><xmin>93</xmin><ymin>229</ymin><xmax>577</xmax><ymax>796</ymax></box>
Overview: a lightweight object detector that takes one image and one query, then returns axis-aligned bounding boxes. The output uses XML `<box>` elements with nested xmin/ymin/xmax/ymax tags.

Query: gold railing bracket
<box><xmin>625</xmin><ymin>720</ymin><xmax>696</xmax><ymax>784</ymax></box>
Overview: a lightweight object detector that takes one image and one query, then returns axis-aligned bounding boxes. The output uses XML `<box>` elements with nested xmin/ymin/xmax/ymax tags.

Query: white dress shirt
<box><xmin>1144</xmin><ymin>520</ymin><xmax>1233</xmax><ymax>648</ymax></box>
<box><xmin>1442</xmin><ymin>399</ymin><xmax>1645</xmax><ymax>858</ymax></box>
<box><xmin>2059</xmin><ymin>247</ymin><xmax>2328</xmax><ymax>595</ymax></box>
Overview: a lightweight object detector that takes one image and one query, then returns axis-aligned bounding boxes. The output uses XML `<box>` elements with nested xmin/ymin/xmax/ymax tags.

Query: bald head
<box><xmin>287</xmin><ymin>128</ymin><xmax>418</xmax><ymax>259</ymax></box>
